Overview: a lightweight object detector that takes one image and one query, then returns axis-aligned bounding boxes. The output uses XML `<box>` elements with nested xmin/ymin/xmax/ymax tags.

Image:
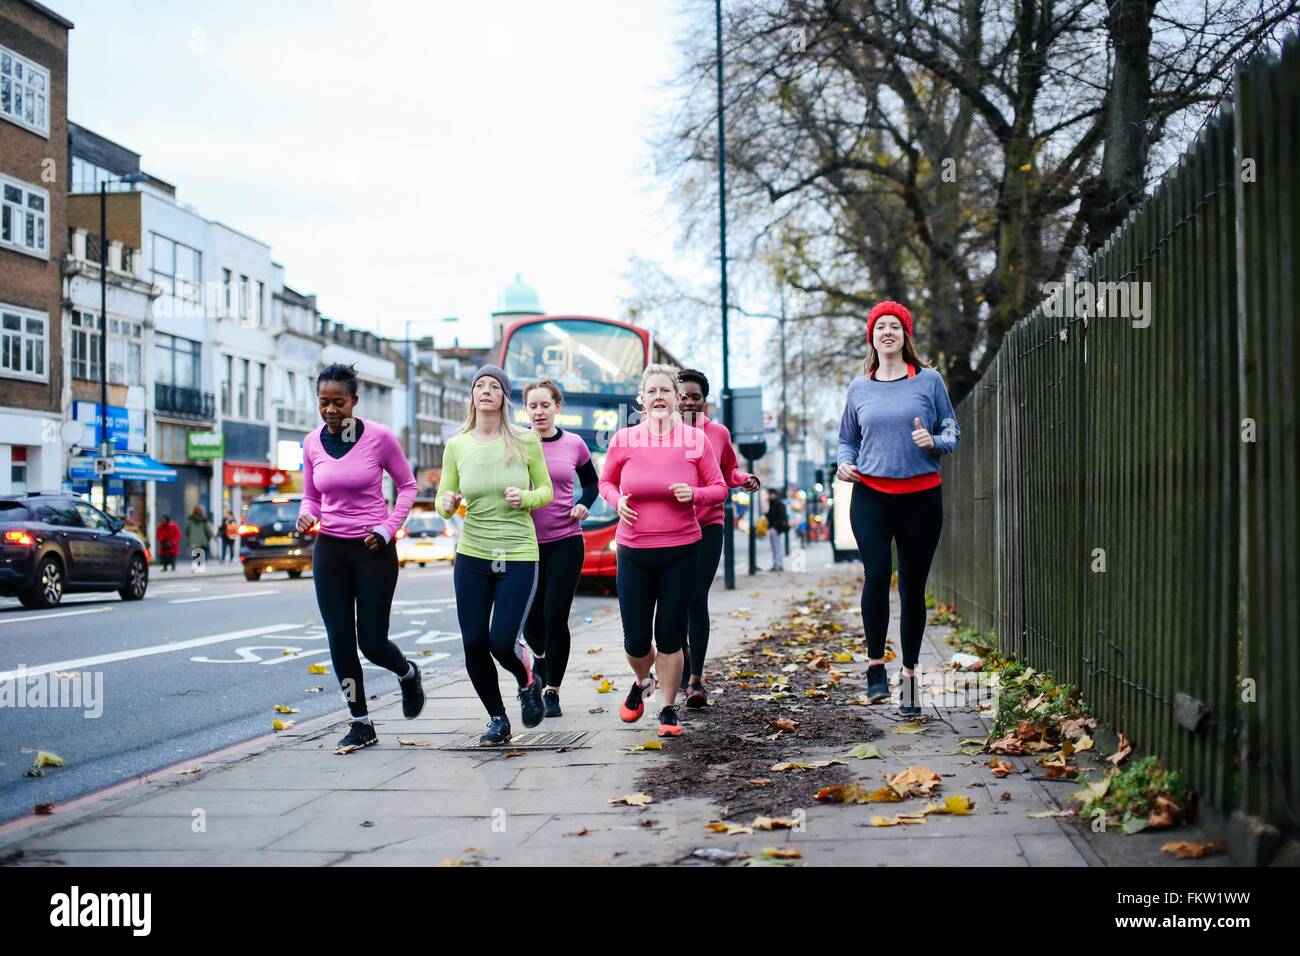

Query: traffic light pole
<box><xmin>715</xmin><ymin>0</ymin><xmax>734</xmax><ymax>590</ymax></box>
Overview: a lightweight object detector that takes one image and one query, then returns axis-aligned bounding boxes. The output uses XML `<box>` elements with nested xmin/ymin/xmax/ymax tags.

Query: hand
<box><xmin>617</xmin><ymin>494</ymin><xmax>638</xmax><ymax>523</ymax></box>
<box><xmin>297</xmin><ymin>514</ymin><xmax>317</xmax><ymax>533</ymax></box>
<box><xmin>569</xmin><ymin>503</ymin><xmax>590</xmax><ymax>521</ymax></box>
<box><xmin>669</xmin><ymin>482</ymin><xmax>693</xmax><ymax>503</ymax></box>
<box><xmin>363</xmin><ymin>529</ymin><xmax>383</xmax><ymax>551</ymax></box>
<box><xmin>504</xmin><ymin>486</ymin><xmax>524</xmax><ymax>508</ymax></box>
<box><xmin>742</xmin><ymin>475</ymin><xmax>761</xmax><ymax>492</ymax></box>
<box><xmin>912</xmin><ymin>417</ymin><xmax>935</xmax><ymax>450</ymax></box>
<box><xmin>440</xmin><ymin>491</ymin><xmax>463</xmax><ymax>515</ymax></box>
<box><xmin>836</xmin><ymin>462</ymin><xmax>860</xmax><ymax>483</ymax></box>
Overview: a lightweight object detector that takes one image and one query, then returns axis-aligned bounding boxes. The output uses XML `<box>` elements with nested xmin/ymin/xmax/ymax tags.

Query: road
<box><xmin>0</xmin><ymin>563</ymin><xmax>618</xmax><ymax>824</ymax></box>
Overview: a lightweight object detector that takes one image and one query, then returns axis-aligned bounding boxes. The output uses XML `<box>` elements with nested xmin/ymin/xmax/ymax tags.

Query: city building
<box><xmin>0</xmin><ymin>0</ymin><xmax>72</xmax><ymax>496</ymax></box>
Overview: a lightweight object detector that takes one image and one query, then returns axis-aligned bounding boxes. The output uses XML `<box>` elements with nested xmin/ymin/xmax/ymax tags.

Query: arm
<box><xmin>374</xmin><ymin>430</ymin><xmax>419</xmax><ymax>542</ymax></box>
<box><xmin>299</xmin><ymin>439</ymin><xmax>321</xmax><ymax>522</ymax></box>
<box><xmin>598</xmin><ymin>439</ymin><xmax>626</xmax><ymax>509</ymax></box>
<box><xmin>837</xmin><ymin>384</ymin><xmax>862</xmax><ymax>467</ymax></box>
<box><xmin>929</xmin><ymin>376</ymin><xmax>960</xmax><ymax>455</ymax></box>
<box><xmin>434</xmin><ymin>441</ymin><xmax>461</xmax><ymax>518</ymax></box>
<box><xmin>690</xmin><ymin>434</ymin><xmax>728</xmax><ymax>506</ymax></box>
<box><xmin>575</xmin><ymin>456</ymin><xmax>599</xmax><ymax>509</ymax></box>
<box><xmin>716</xmin><ymin>431</ymin><xmax>753</xmax><ymax>488</ymax></box>
<box><xmin>520</xmin><ymin>436</ymin><xmax>554</xmax><ymax>511</ymax></box>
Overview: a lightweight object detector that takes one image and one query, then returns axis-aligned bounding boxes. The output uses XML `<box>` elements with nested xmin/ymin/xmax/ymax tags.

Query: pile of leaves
<box><xmin>1072</xmin><ymin>756</ymin><xmax>1193</xmax><ymax>834</ymax></box>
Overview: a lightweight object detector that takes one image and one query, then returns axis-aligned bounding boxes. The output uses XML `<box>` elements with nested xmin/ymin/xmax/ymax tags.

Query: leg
<box><xmin>769</xmin><ymin>528</ymin><xmax>783</xmax><ymax>569</ymax></box>
<box><xmin>617</xmin><ymin>545</ymin><xmax>656</xmax><ymax>682</ymax></box>
<box><xmin>353</xmin><ymin>537</ymin><xmax>409</xmax><ymax>676</ymax></box>
<box><xmin>848</xmin><ymin>482</ymin><xmax>894</xmax><ymax>662</ymax></box>
<box><xmin>540</xmin><ymin>535</ymin><xmax>584</xmax><ymax>688</ymax></box>
<box><xmin>684</xmin><ymin>523</ymin><xmax>723</xmax><ymax>685</ymax></box>
<box><xmin>651</xmin><ymin>542</ymin><xmax>697</xmax><ymax>709</ymax></box>
<box><xmin>894</xmin><ymin>486</ymin><xmax>944</xmax><ymax>672</ymax></box>
<box><xmin>485</xmin><ymin>561</ymin><xmax>536</xmax><ymax>687</ymax></box>
<box><xmin>455</xmin><ymin>554</ymin><xmax>507</xmax><ymax>718</ymax></box>
<box><xmin>312</xmin><ymin>535</ymin><xmax>367</xmax><ymax>718</ymax></box>
<box><xmin>521</xmin><ymin>540</ymin><xmax>552</xmax><ymax>686</ymax></box>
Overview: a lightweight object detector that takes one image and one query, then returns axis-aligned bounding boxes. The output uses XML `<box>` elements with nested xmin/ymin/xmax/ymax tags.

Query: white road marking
<box><xmin>169</xmin><ymin>590</ymin><xmax>280</xmax><ymax>605</ymax></box>
<box><xmin>416</xmin><ymin>632</ymin><xmax>458</xmax><ymax>645</ymax></box>
<box><xmin>0</xmin><ymin>623</ymin><xmax>303</xmax><ymax>682</ymax></box>
<box><xmin>0</xmin><ymin>606</ymin><xmax>114</xmax><ymax>625</ymax></box>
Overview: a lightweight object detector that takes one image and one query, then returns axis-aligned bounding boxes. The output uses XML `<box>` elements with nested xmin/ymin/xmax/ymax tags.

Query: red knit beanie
<box><xmin>867</xmin><ymin>300</ymin><xmax>913</xmax><ymax>342</ymax></box>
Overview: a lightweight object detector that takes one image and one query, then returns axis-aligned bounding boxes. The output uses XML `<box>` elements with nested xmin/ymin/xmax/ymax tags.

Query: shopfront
<box><xmin>155</xmin><ymin>421</ymin><xmax>217</xmax><ymax>554</ymax></box>
<box><xmin>223</xmin><ymin>463</ymin><xmax>289</xmax><ymax>520</ymax></box>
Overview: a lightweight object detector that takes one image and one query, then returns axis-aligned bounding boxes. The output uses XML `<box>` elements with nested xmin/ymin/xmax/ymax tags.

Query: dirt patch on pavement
<box><xmin>636</xmin><ymin>577</ymin><xmax>888</xmax><ymax>821</ymax></box>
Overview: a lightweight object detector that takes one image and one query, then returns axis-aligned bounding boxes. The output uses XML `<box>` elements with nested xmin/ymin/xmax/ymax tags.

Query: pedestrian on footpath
<box><xmin>676</xmin><ymin>368</ymin><xmax>758</xmax><ymax>708</ymax></box>
<box><xmin>220</xmin><ymin>511</ymin><xmax>237</xmax><ymax>563</ymax></box>
<box><xmin>765</xmin><ymin>489</ymin><xmax>789</xmax><ymax>571</ymax></box>
<box><xmin>186</xmin><ymin>505</ymin><xmax>213</xmax><ymax>567</ymax></box>
<box><xmin>837</xmin><ymin>301</ymin><xmax>960</xmax><ymax>717</ymax></box>
<box><xmin>520</xmin><ymin>379</ymin><xmax>599</xmax><ymax>719</ymax></box>
<box><xmin>599</xmin><ymin>364</ymin><xmax>727</xmax><ymax>737</ymax></box>
<box><xmin>297</xmin><ymin>363</ymin><xmax>424</xmax><ymax>751</ymax></box>
<box><xmin>156</xmin><ymin>514</ymin><xmax>180</xmax><ymax>572</ymax></box>
<box><xmin>436</xmin><ymin>365</ymin><xmax>554</xmax><ymax>745</ymax></box>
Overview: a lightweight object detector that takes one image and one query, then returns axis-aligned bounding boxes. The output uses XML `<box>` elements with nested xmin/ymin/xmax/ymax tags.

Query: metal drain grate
<box><xmin>442</xmin><ymin>730</ymin><xmax>589</xmax><ymax>751</ymax></box>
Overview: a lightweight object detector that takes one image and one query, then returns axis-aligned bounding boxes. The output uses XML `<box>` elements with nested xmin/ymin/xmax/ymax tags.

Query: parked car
<box><xmin>239</xmin><ymin>494</ymin><xmax>315</xmax><ymax>581</ymax></box>
<box><xmin>0</xmin><ymin>493</ymin><xmax>149</xmax><ymax>608</ymax></box>
<box><xmin>396</xmin><ymin>510</ymin><xmax>457</xmax><ymax>567</ymax></box>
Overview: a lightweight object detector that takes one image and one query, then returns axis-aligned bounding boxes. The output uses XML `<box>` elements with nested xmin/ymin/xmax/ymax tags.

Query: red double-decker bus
<box><xmin>499</xmin><ymin>315</ymin><xmax>680</xmax><ymax>579</ymax></box>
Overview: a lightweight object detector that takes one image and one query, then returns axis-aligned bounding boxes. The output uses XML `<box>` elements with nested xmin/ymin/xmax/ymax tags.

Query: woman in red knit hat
<box><xmin>836</xmin><ymin>301</ymin><xmax>960</xmax><ymax>717</ymax></box>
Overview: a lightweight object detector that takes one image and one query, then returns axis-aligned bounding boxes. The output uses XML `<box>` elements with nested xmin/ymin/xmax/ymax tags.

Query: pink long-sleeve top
<box><xmin>693</xmin><ymin>413</ymin><xmax>754</xmax><ymax>528</ymax></box>
<box><xmin>598</xmin><ymin>419</ymin><xmax>728</xmax><ymax>549</ymax></box>
<box><xmin>298</xmin><ymin>418</ymin><xmax>418</xmax><ymax>543</ymax></box>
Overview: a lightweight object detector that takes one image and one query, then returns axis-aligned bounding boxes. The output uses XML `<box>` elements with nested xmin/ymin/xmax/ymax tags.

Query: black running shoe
<box><xmin>899</xmin><ymin>671</ymin><xmax>922</xmax><ymax>717</ymax></box>
<box><xmin>518</xmin><ymin>676</ymin><xmax>544</xmax><ymax>728</ymax></box>
<box><xmin>543</xmin><ymin>688</ymin><xmax>562</xmax><ymax>718</ymax></box>
<box><xmin>685</xmin><ymin>681</ymin><xmax>708</xmax><ymax>709</ymax></box>
<box><xmin>399</xmin><ymin>661</ymin><xmax>425</xmax><ymax>719</ymax></box>
<box><xmin>337</xmin><ymin>720</ymin><xmax>378</xmax><ymax>750</ymax></box>
<box><xmin>480</xmin><ymin>714</ymin><xmax>511</xmax><ymax>745</ymax></box>
<box><xmin>866</xmin><ymin>663</ymin><xmax>890</xmax><ymax>703</ymax></box>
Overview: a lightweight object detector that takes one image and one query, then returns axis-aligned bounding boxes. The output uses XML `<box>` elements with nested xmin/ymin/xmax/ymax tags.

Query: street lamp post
<box><xmin>715</xmin><ymin>0</ymin><xmax>735</xmax><ymax>590</ymax></box>
<box><xmin>99</xmin><ymin>174</ymin><xmax>147</xmax><ymax>511</ymax></box>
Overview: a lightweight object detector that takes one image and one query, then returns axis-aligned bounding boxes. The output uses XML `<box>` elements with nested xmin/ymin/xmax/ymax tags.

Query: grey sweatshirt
<box><xmin>837</xmin><ymin>366</ymin><xmax>960</xmax><ymax>478</ymax></box>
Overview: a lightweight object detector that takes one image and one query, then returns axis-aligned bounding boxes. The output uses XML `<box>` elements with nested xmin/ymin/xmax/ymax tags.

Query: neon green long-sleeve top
<box><xmin>435</xmin><ymin>429</ymin><xmax>554</xmax><ymax>561</ymax></box>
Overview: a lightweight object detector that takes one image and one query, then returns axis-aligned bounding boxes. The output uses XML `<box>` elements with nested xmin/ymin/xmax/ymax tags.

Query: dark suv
<box><xmin>239</xmin><ymin>493</ymin><xmax>315</xmax><ymax>581</ymax></box>
<box><xmin>0</xmin><ymin>494</ymin><xmax>149</xmax><ymax>608</ymax></box>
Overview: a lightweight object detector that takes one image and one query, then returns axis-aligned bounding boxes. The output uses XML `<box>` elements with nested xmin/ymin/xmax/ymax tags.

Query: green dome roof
<box><xmin>494</xmin><ymin>273</ymin><xmax>543</xmax><ymax>315</ymax></box>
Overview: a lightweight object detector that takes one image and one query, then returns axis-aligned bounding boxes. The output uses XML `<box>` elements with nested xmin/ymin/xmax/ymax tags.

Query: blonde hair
<box><xmin>637</xmin><ymin>363</ymin><xmax>680</xmax><ymax>410</ymax></box>
<box><xmin>462</xmin><ymin>388</ymin><xmax>529</xmax><ymax>465</ymax></box>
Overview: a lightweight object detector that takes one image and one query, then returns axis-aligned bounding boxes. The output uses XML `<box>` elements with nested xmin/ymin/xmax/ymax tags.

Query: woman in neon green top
<box><xmin>436</xmin><ymin>365</ymin><xmax>553</xmax><ymax>744</ymax></box>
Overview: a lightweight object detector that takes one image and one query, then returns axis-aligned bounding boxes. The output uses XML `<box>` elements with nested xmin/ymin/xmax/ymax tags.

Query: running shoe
<box><xmin>337</xmin><ymin>720</ymin><xmax>378</xmax><ymax>750</ymax></box>
<box><xmin>543</xmin><ymin>689</ymin><xmax>562</xmax><ymax>718</ymax></box>
<box><xmin>620</xmin><ymin>676</ymin><xmax>653</xmax><ymax>722</ymax></box>
<box><xmin>685</xmin><ymin>681</ymin><xmax>708</xmax><ymax>709</ymax></box>
<box><xmin>657</xmin><ymin>706</ymin><xmax>683</xmax><ymax>737</ymax></box>
<box><xmin>518</xmin><ymin>676</ymin><xmax>545</xmax><ymax>728</ymax></box>
<box><xmin>480</xmin><ymin>715</ymin><xmax>512</xmax><ymax>745</ymax></box>
<box><xmin>866</xmin><ymin>663</ymin><xmax>890</xmax><ymax>703</ymax></box>
<box><xmin>899</xmin><ymin>671</ymin><xmax>922</xmax><ymax>717</ymax></box>
<box><xmin>399</xmin><ymin>661</ymin><xmax>426</xmax><ymax>719</ymax></box>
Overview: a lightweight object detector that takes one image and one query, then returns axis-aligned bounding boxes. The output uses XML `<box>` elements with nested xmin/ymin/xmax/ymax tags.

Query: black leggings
<box><xmin>521</xmin><ymin>534</ymin><xmax>585</xmax><ymax>688</ymax></box>
<box><xmin>312</xmin><ymin>532</ymin><xmax>408</xmax><ymax>718</ymax></box>
<box><xmin>682</xmin><ymin>522</ymin><xmax>724</xmax><ymax>684</ymax></box>
<box><xmin>454</xmin><ymin>553</ymin><xmax>538</xmax><ymax>718</ymax></box>
<box><xmin>617</xmin><ymin>541</ymin><xmax>699</xmax><ymax>657</ymax></box>
<box><xmin>848</xmin><ymin>482</ymin><xmax>944</xmax><ymax>670</ymax></box>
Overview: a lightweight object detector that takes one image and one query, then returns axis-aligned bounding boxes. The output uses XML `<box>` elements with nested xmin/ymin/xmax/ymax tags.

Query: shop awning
<box><xmin>69</xmin><ymin>452</ymin><xmax>178</xmax><ymax>483</ymax></box>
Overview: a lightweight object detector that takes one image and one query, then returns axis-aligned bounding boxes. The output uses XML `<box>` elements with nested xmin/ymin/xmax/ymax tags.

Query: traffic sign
<box><xmin>93</xmin><ymin>456</ymin><xmax>116</xmax><ymax>476</ymax></box>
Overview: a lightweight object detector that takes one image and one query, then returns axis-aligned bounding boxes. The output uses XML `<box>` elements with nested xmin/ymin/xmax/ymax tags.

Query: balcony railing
<box><xmin>155</xmin><ymin>383</ymin><xmax>215</xmax><ymax>420</ymax></box>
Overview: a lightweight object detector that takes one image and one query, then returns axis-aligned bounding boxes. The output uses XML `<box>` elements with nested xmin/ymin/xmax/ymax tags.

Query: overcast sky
<box><xmin>58</xmin><ymin>0</ymin><xmax>718</xmax><ymax>356</ymax></box>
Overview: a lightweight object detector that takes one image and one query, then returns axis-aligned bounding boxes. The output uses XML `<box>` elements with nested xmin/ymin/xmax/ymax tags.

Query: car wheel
<box><xmin>287</xmin><ymin>569</ymin><xmax>302</xmax><ymax>579</ymax></box>
<box><xmin>244</xmin><ymin>567</ymin><xmax>261</xmax><ymax>582</ymax></box>
<box><xmin>119</xmin><ymin>555</ymin><xmax>148</xmax><ymax>601</ymax></box>
<box><xmin>20</xmin><ymin>556</ymin><xmax>64</xmax><ymax>609</ymax></box>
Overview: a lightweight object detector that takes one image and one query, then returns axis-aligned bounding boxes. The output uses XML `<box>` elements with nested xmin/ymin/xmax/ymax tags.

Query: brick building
<box><xmin>0</xmin><ymin>0</ymin><xmax>71</xmax><ymax>494</ymax></box>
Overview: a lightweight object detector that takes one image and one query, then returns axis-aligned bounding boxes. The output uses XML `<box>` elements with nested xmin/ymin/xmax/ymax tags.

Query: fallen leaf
<box><xmin>272</xmin><ymin>719</ymin><xmax>294</xmax><ymax>732</ymax></box>
<box><xmin>886</xmin><ymin>766</ymin><xmax>942</xmax><ymax>797</ymax></box>
<box><xmin>919</xmin><ymin>795</ymin><xmax>975</xmax><ymax>816</ymax></box>
<box><xmin>335</xmin><ymin>744</ymin><xmax>361</xmax><ymax>755</ymax></box>
<box><xmin>989</xmin><ymin>759</ymin><xmax>1015</xmax><ymax>777</ymax></box>
<box><xmin>892</xmin><ymin>722</ymin><xmax>926</xmax><ymax>734</ymax></box>
<box><xmin>747</xmin><ymin>778</ymin><xmax>772</xmax><ymax>786</ymax></box>
<box><xmin>564</xmin><ymin>828</ymin><xmax>590</xmax><ymax>837</ymax></box>
<box><xmin>610</xmin><ymin>793</ymin><xmax>653</xmax><ymax>807</ymax></box>
<box><xmin>34</xmin><ymin>803</ymin><xmax>54</xmax><ymax>815</ymax></box>
<box><xmin>274</xmin><ymin>705</ymin><xmax>300</xmax><ymax>714</ymax></box>
<box><xmin>1162</xmin><ymin>840</ymin><xmax>1225</xmax><ymax>859</ymax></box>
<box><xmin>804</xmin><ymin>688</ymin><xmax>829</xmax><ymax>698</ymax></box>
<box><xmin>761</xmin><ymin>847</ymin><xmax>801</xmax><ymax>859</ymax></box>
<box><xmin>1074</xmin><ymin>734</ymin><xmax>1095</xmax><ymax>752</ymax></box>
<box><xmin>705</xmin><ymin>821</ymin><xmax>754</xmax><ymax>835</ymax></box>
<box><xmin>1107</xmin><ymin>733</ymin><xmax>1133</xmax><ymax>766</ymax></box>
<box><xmin>360</xmin><ymin>820</ymin><xmax>374</xmax><ymax>828</ymax></box>
<box><xmin>741</xmin><ymin>856</ymin><xmax>799</xmax><ymax>867</ymax></box>
<box><xmin>588</xmin><ymin>707</ymin><xmax>606</xmax><ymax>714</ymax></box>
<box><xmin>308</xmin><ymin>663</ymin><xmax>328</xmax><ymax>674</ymax></box>
<box><xmin>595</xmin><ymin>678</ymin><xmax>616</xmax><ymax>693</ymax></box>
<box><xmin>586</xmin><ymin>647</ymin><xmax>601</xmax><ymax>654</ymax></box>
<box><xmin>770</xmin><ymin>759</ymin><xmax>845</xmax><ymax>772</ymax></box>
<box><xmin>398</xmin><ymin>738</ymin><xmax>431</xmax><ymax>747</ymax></box>
<box><xmin>33</xmin><ymin>751</ymin><xmax>65</xmax><ymax>769</ymax></box>
<box><xmin>831</xmin><ymin>651</ymin><xmax>854</xmax><ymax>663</ymax></box>
<box><xmin>815</xmin><ymin>784</ymin><xmax>896</xmax><ymax>804</ymax></box>
<box><xmin>1028</xmin><ymin>809</ymin><xmax>1075</xmax><ymax>818</ymax></box>
<box><xmin>175</xmin><ymin>766</ymin><xmax>203</xmax><ymax>775</ymax></box>
<box><xmin>769</xmin><ymin>718</ymin><xmax>799</xmax><ymax>732</ymax></box>
<box><xmin>502</xmin><ymin>749</ymin><xmax>527</xmax><ymax>758</ymax></box>
<box><xmin>627</xmin><ymin>741</ymin><xmax>664</xmax><ymax>752</ymax></box>
<box><xmin>845</xmin><ymin>743</ymin><xmax>885</xmax><ymax>760</ymax></box>
<box><xmin>752</xmin><ymin>816</ymin><xmax>796</xmax><ymax>830</ymax></box>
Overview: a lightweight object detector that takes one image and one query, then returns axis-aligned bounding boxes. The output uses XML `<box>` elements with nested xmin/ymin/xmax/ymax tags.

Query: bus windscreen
<box><xmin>503</xmin><ymin>320</ymin><xmax>645</xmax><ymax>395</ymax></box>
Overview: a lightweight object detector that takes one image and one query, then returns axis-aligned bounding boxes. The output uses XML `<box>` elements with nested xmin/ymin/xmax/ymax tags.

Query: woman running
<box><xmin>676</xmin><ymin>368</ymin><xmax>759</xmax><ymax>707</ymax></box>
<box><xmin>521</xmin><ymin>379</ymin><xmax>599</xmax><ymax>718</ymax></box>
<box><xmin>297</xmin><ymin>363</ymin><xmax>423</xmax><ymax>750</ymax></box>
<box><xmin>837</xmin><ymin>301</ymin><xmax>959</xmax><ymax>717</ymax></box>
<box><xmin>436</xmin><ymin>365</ymin><xmax>554</xmax><ymax>745</ymax></box>
<box><xmin>599</xmin><ymin>364</ymin><xmax>727</xmax><ymax>737</ymax></box>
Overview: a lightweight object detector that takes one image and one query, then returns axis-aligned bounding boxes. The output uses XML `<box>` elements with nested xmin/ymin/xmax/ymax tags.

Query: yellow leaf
<box><xmin>274</xmin><ymin>704</ymin><xmax>299</xmax><ymax>714</ymax></box>
<box><xmin>595</xmin><ymin>678</ymin><xmax>616</xmax><ymax>693</ymax></box>
<box><xmin>272</xmin><ymin>719</ymin><xmax>293</xmax><ymax>731</ymax></box>
<box><xmin>752</xmin><ymin>816</ymin><xmax>796</xmax><ymax>830</ymax></box>
<box><xmin>761</xmin><ymin>846</ymin><xmax>801</xmax><ymax>858</ymax></box>
<box><xmin>33</xmin><ymin>751</ymin><xmax>65</xmax><ymax>769</ymax></box>
<box><xmin>398</xmin><ymin>738</ymin><xmax>431</xmax><ymax>747</ymax></box>
<box><xmin>892</xmin><ymin>722</ymin><xmax>926</xmax><ymax>734</ymax></box>
<box><xmin>831</xmin><ymin>651</ymin><xmax>854</xmax><ymax>663</ymax></box>
<box><xmin>705</xmin><ymin>821</ymin><xmax>753</xmax><ymax>835</ymax></box>
<box><xmin>175</xmin><ymin>766</ymin><xmax>202</xmax><ymax>775</ymax></box>
<box><xmin>308</xmin><ymin>663</ymin><xmax>328</xmax><ymax>674</ymax></box>
<box><xmin>628</xmin><ymin>741</ymin><xmax>664</xmax><ymax>752</ymax></box>
<box><xmin>610</xmin><ymin>792</ymin><xmax>653</xmax><ymax>807</ymax></box>
<box><xmin>586</xmin><ymin>647</ymin><xmax>601</xmax><ymax>654</ymax></box>
<box><xmin>1074</xmin><ymin>734</ymin><xmax>1094</xmax><ymax>751</ymax></box>
<box><xmin>920</xmin><ymin>794</ymin><xmax>975</xmax><ymax>816</ymax></box>
<box><xmin>868</xmin><ymin>815</ymin><xmax>901</xmax><ymax>826</ymax></box>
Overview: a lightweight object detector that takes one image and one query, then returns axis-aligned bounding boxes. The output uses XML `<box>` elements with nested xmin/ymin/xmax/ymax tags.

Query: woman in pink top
<box><xmin>598</xmin><ymin>364</ymin><xmax>727</xmax><ymax>737</ymax></box>
<box><xmin>296</xmin><ymin>363</ymin><xmax>423</xmax><ymax>752</ymax></box>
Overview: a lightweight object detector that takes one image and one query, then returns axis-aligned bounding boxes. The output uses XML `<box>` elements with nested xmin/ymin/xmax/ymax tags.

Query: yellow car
<box><xmin>396</xmin><ymin>511</ymin><xmax>458</xmax><ymax>567</ymax></box>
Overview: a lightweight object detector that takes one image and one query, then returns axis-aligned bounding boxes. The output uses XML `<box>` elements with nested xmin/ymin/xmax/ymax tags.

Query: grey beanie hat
<box><xmin>472</xmin><ymin>364</ymin><xmax>512</xmax><ymax>396</ymax></box>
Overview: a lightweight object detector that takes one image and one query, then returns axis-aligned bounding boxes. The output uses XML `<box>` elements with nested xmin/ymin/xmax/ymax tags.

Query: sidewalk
<box><xmin>0</xmin><ymin>547</ymin><xmax>1225</xmax><ymax>866</ymax></box>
